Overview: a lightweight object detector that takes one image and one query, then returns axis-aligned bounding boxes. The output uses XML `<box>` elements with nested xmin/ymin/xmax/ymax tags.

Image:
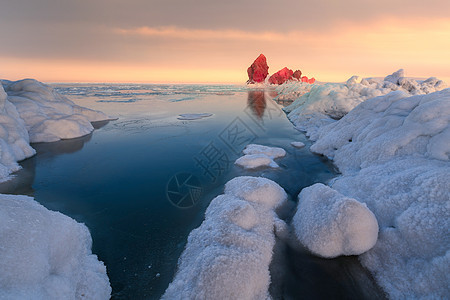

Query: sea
<box><xmin>0</xmin><ymin>84</ymin><xmax>384</xmax><ymax>299</ymax></box>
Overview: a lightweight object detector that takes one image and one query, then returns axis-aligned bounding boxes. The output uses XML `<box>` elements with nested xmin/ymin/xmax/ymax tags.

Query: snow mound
<box><xmin>0</xmin><ymin>194</ymin><xmax>111</xmax><ymax>300</ymax></box>
<box><xmin>177</xmin><ymin>113</ymin><xmax>213</xmax><ymax>120</ymax></box>
<box><xmin>2</xmin><ymin>79</ymin><xmax>110</xmax><ymax>143</ymax></box>
<box><xmin>293</xmin><ymin>183</ymin><xmax>378</xmax><ymax>258</ymax></box>
<box><xmin>163</xmin><ymin>177</ymin><xmax>287</xmax><ymax>299</ymax></box>
<box><xmin>290</xmin><ymin>141</ymin><xmax>305</xmax><ymax>148</ymax></box>
<box><xmin>235</xmin><ymin>154</ymin><xmax>279</xmax><ymax>169</ymax></box>
<box><xmin>274</xmin><ymin>81</ymin><xmax>314</xmax><ymax>102</ymax></box>
<box><xmin>243</xmin><ymin>144</ymin><xmax>286</xmax><ymax>159</ymax></box>
<box><xmin>310</xmin><ymin>89</ymin><xmax>450</xmax><ymax>173</ymax></box>
<box><xmin>301</xmin><ymin>88</ymin><xmax>450</xmax><ymax>298</ymax></box>
<box><xmin>0</xmin><ymin>84</ymin><xmax>36</xmax><ymax>181</ymax></box>
<box><xmin>224</xmin><ymin>176</ymin><xmax>287</xmax><ymax>209</ymax></box>
<box><xmin>282</xmin><ymin>70</ymin><xmax>447</xmax><ymax>139</ymax></box>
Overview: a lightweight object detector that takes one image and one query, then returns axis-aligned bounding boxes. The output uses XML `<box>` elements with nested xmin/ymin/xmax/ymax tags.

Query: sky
<box><xmin>1</xmin><ymin>0</ymin><xmax>449</xmax><ymax>84</ymax></box>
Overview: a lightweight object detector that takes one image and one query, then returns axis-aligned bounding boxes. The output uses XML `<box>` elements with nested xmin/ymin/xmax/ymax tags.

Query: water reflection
<box><xmin>247</xmin><ymin>90</ymin><xmax>266</xmax><ymax>119</ymax></box>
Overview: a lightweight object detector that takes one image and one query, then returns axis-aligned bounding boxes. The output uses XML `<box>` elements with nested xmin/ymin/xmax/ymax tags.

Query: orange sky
<box><xmin>1</xmin><ymin>1</ymin><xmax>449</xmax><ymax>84</ymax></box>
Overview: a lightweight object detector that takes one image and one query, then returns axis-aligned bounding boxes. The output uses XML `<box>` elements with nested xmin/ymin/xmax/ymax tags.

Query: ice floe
<box><xmin>163</xmin><ymin>176</ymin><xmax>288</xmax><ymax>299</ymax></box>
<box><xmin>177</xmin><ymin>113</ymin><xmax>213</xmax><ymax>120</ymax></box>
<box><xmin>283</xmin><ymin>77</ymin><xmax>450</xmax><ymax>298</ymax></box>
<box><xmin>0</xmin><ymin>194</ymin><xmax>111</xmax><ymax>299</ymax></box>
<box><xmin>235</xmin><ymin>153</ymin><xmax>279</xmax><ymax>169</ymax></box>
<box><xmin>293</xmin><ymin>183</ymin><xmax>378</xmax><ymax>258</ymax></box>
<box><xmin>290</xmin><ymin>141</ymin><xmax>305</xmax><ymax>148</ymax></box>
<box><xmin>234</xmin><ymin>144</ymin><xmax>286</xmax><ymax>170</ymax></box>
<box><xmin>243</xmin><ymin>144</ymin><xmax>286</xmax><ymax>159</ymax></box>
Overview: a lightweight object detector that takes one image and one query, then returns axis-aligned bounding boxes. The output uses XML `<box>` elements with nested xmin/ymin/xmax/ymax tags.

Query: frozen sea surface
<box><xmin>0</xmin><ymin>84</ymin><xmax>379</xmax><ymax>299</ymax></box>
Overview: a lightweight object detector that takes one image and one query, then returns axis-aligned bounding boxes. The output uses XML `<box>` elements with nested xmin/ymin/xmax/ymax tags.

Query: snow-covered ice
<box><xmin>2</xmin><ymin>79</ymin><xmax>110</xmax><ymax>143</ymax></box>
<box><xmin>283</xmin><ymin>70</ymin><xmax>447</xmax><ymax>139</ymax></box>
<box><xmin>163</xmin><ymin>176</ymin><xmax>288</xmax><ymax>299</ymax></box>
<box><xmin>235</xmin><ymin>144</ymin><xmax>286</xmax><ymax>170</ymax></box>
<box><xmin>290</xmin><ymin>141</ymin><xmax>305</xmax><ymax>148</ymax></box>
<box><xmin>0</xmin><ymin>78</ymin><xmax>110</xmax><ymax>182</ymax></box>
<box><xmin>0</xmin><ymin>84</ymin><xmax>35</xmax><ymax>181</ymax></box>
<box><xmin>0</xmin><ymin>194</ymin><xmax>111</xmax><ymax>300</ymax></box>
<box><xmin>177</xmin><ymin>113</ymin><xmax>213</xmax><ymax>120</ymax></box>
<box><xmin>310</xmin><ymin>89</ymin><xmax>450</xmax><ymax>171</ymax></box>
<box><xmin>243</xmin><ymin>144</ymin><xmax>286</xmax><ymax>159</ymax></box>
<box><xmin>274</xmin><ymin>81</ymin><xmax>313</xmax><ymax>102</ymax></box>
<box><xmin>235</xmin><ymin>153</ymin><xmax>279</xmax><ymax>169</ymax></box>
<box><xmin>282</xmin><ymin>74</ymin><xmax>450</xmax><ymax>298</ymax></box>
<box><xmin>293</xmin><ymin>183</ymin><xmax>378</xmax><ymax>258</ymax></box>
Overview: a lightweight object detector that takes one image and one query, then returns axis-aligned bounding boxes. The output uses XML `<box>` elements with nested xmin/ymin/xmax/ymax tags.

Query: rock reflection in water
<box><xmin>247</xmin><ymin>90</ymin><xmax>267</xmax><ymax>119</ymax></box>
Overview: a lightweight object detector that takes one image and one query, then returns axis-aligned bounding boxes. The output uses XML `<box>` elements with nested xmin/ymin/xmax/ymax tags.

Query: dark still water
<box><xmin>0</xmin><ymin>84</ymin><xmax>381</xmax><ymax>299</ymax></box>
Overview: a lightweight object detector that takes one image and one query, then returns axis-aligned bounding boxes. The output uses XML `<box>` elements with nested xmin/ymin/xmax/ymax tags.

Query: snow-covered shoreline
<box><xmin>0</xmin><ymin>79</ymin><xmax>112</xmax><ymax>299</ymax></box>
<box><xmin>281</xmin><ymin>71</ymin><xmax>449</xmax><ymax>298</ymax></box>
<box><xmin>0</xmin><ymin>78</ymin><xmax>111</xmax><ymax>182</ymax></box>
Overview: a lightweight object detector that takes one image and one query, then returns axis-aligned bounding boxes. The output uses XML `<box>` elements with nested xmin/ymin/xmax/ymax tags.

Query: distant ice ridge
<box><xmin>177</xmin><ymin>113</ymin><xmax>213</xmax><ymax>120</ymax></box>
<box><xmin>163</xmin><ymin>176</ymin><xmax>288</xmax><ymax>299</ymax></box>
<box><xmin>0</xmin><ymin>194</ymin><xmax>111</xmax><ymax>299</ymax></box>
<box><xmin>288</xmin><ymin>82</ymin><xmax>450</xmax><ymax>298</ymax></box>
<box><xmin>282</xmin><ymin>69</ymin><xmax>446</xmax><ymax>139</ymax></box>
<box><xmin>0</xmin><ymin>78</ymin><xmax>110</xmax><ymax>182</ymax></box>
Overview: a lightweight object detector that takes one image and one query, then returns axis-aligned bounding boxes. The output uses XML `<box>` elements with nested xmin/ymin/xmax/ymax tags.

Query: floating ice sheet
<box><xmin>177</xmin><ymin>113</ymin><xmax>213</xmax><ymax>120</ymax></box>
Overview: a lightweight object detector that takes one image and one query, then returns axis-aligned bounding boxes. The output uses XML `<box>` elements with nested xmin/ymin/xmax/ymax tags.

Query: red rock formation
<box><xmin>308</xmin><ymin>77</ymin><xmax>316</xmax><ymax>84</ymax></box>
<box><xmin>247</xmin><ymin>54</ymin><xmax>269</xmax><ymax>84</ymax></box>
<box><xmin>301</xmin><ymin>76</ymin><xmax>308</xmax><ymax>83</ymax></box>
<box><xmin>268</xmin><ymin>67</ymin><xmax>294</xmax><ymax>85</ymax></box>
<box><xmin>293</xmin><ymin>70</ymin><xmax>302</xmax><ymax>81</ymax></box>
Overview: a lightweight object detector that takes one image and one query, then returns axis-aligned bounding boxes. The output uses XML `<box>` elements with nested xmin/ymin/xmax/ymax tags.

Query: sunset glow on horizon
<box><xmin>1</xmin><ymin>1</ymin><xmax>449</xmax><ymax>84</ymax></box>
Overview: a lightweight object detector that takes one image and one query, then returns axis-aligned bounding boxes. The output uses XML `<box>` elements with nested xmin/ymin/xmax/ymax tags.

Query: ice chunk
<box><xmin>224</xmin><ymin>176</ymin><xmax>287</xmax><ymax>209</ymax></box>
<box><xmin>2</xmin><ymin>79</ymin><xmax>110</xmax><ymax>143</ymax></box>
<box><xmin>177</xmin><ymin>113</ymin><xmax>213</xmax><ymax>120</ymax></box>
<box><xmin>235</xmin><ymin>144</ymin><xmax>286</xmax><ymax>170</ymax></box>
<box><xmin>243</xmin><ymin>144</ymin><xmax>286</xmax><ymax>159</ymax></box>
<box><xmin>290</xmin><ymin>141</ymin><xmax>305</xmax><ymax>148</ymax></box>
<box><xmin>384</xmin><ymin>69</ymin><xmax>405</xmax><ymax>84</ymax></box>
<box><xmin>292</xmin><ymin>183</ymin><xmax>378</xmax><ymax>258</ymax></box>
<box><xmin>0</xmin><ymin>194</ymin><xmax>111</xmax><ymax>299</ymax></box>
<box><xmin>235</xmin><ymin>154</ymin><xmax>279</xmax><ymax>169</ymax></box>
<box><xmin>163</xmin><ymin>177</ymin><xmax>287</xmax><ymax>299</ymax></box>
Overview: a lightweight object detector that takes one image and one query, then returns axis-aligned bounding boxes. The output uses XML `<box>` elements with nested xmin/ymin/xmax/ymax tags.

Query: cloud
<box><xmin>114</xmin><ymin>27</ymin><xmax>292</xmax><ymax>42</ymax></box>
<box><xmin>1</xmin><ymin>7</ymin><xmax>449</xmax><ymax>83</ymax></box>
